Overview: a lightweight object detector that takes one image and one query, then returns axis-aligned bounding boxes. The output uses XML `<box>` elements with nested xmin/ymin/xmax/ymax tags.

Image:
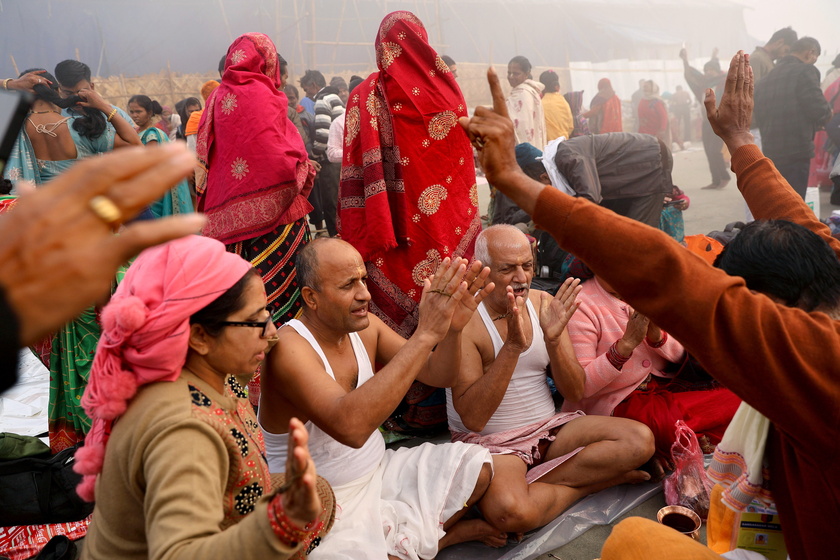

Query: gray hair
<box><xmin>474</xmin><ymin>224</ymin><xmax>529</xmax><ymax>267</ymax></box>
<box><xmin>295</xmin><ymin>238</ymin><xmax>327</xmax><ymax>291</ymax></box>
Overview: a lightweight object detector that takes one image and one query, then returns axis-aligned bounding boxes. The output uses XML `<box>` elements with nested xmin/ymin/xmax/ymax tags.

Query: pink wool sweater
<box><xmin>563</xmin><ymin>277</ymin><xmax>685</xmax><ymax>416</ymax></box>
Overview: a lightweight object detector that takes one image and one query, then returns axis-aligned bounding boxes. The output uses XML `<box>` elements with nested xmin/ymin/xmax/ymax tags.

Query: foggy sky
<box><xmin>738</xmin><ymin>0</ymin><xmax>838</xmax><ymax>61</ymax></box>
<box><xmin>1</xmin><ymin>0</ymin><xmax>837</xmax><ymax>79</ymax></box>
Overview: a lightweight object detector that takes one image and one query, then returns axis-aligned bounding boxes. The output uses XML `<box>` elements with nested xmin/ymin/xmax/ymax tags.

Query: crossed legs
<box><xmin>478</xmin><ymin>416</ymin><xmax>654</xmax><ymax>533</ymax></box>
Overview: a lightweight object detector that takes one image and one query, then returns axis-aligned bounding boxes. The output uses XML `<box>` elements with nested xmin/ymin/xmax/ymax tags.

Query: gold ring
<box><xmin>473</xmin><ymin>137</ymin><xmax>486</xmax><ymax>149</ymax></box>
<box><xmin>89</xmin><ymin>195</ymin><xmax>123</xmax><ymax>228</ymax></box>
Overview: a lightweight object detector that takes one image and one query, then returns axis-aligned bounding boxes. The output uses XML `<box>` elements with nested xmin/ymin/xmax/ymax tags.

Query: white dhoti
<box><xmin>311</xmin><ymin>441</ymin><xmax>491</xmax><ymax>560</ymax></box>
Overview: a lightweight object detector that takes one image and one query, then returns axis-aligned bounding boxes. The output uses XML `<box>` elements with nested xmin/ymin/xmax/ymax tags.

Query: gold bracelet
<box><xmin>106</xmin><ymin>107</ymin><xmax>118</xmax><ymax>122</ymax></box>
<box><xmin>2</xmin><ymin>78</ymin><xmax>11</xmax><ymax>90</ymax></box>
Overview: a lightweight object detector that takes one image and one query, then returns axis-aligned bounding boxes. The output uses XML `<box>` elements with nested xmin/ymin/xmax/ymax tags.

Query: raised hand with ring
<box><xmin>89</xmin><ymin>195</ymin><xmax>124</xmax><ymax>229</ymax></box>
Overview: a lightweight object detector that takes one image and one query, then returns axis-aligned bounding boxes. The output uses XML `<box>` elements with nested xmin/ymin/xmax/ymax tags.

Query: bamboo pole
<box><xmin>217</xmin><ymin>0</ymin><xmax>234</xmax><ymax>44</ymax></box>
<box><xmin>331</xmin><ymin>0</ymin><xmax>348</xmax><ymax>70</ymax></box>
<box><xmin>166</xmin><ymin>60</ymin><xmax>176</xmax><ymax>107</ymax></box>
<box><xmin>308</xmin><ymin>0</ymin><xmax>316</xmax><ymax>68</ymax></box>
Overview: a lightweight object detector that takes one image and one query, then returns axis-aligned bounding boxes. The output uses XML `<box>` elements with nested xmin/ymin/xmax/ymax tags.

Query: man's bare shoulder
<box><xmin>269</xmin><ymin>324</ymin><xmax>325</xmax><ymax>377</ymax></box>
<box><xmin>356</xmin><ymin>312</ymin><xmax>384</xmax><ymax>347</ymax></box>
<box><xmin>358</xmin><ymin>311</ymin><xmax>408</xmax><ymax>365</ymax></box>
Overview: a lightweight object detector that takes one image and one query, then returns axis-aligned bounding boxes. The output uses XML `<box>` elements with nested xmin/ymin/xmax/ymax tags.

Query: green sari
<box><xmin>46</xmin><ymin>266</ymin><xmax>128</xmax><ymax>452</ymax></box>
<box><xmin>139</xmin><ymin>127</ymin><xmax>194</xmax><ymax>217</ymax></box>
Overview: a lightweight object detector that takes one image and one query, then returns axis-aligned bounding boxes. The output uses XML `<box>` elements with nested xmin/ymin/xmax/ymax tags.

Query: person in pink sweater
<box><xmin>565</xmin><ymin>274</ymin><xmax>741</xmax><ymax>463</ymax></box>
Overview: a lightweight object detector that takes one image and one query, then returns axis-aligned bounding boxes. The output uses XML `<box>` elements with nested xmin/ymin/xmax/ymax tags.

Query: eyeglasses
<box><xmin>217</xmin><ymin>316</ymin><xmax>273</xmax><ymax>338</ymax></box>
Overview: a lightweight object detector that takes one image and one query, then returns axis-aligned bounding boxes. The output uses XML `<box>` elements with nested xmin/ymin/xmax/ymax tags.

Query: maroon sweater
<box><xmin>533</xmin><ymin>144</ymin><xmax>839</xmax><ymax>560</ymax></box>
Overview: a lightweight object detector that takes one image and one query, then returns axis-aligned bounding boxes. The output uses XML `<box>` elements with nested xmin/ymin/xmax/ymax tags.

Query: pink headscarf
<box><xmin>74</xmin><ymin>235</ymin><xmax>253</xmax><ymax>501</ymax></box>
<box><xmin>195</xmin><ymin>32</ymin><xmax>314</xmax><ymax>244</ymax></box>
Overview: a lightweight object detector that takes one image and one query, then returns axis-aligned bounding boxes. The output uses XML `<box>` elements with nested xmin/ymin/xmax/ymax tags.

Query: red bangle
<box><xmin>268</xmin><ymin>494</ymin><xmax>323</xmax><ymax>548</ymax></box>
<box><xmin>607</xmin><ymin>341</ymin><xmax>631</xmax><ymax>370</ymax></box>
<box><xmin>645</xmin><ymin>331</ymin><xmax>667</xmax><ymax>348</ymax></box>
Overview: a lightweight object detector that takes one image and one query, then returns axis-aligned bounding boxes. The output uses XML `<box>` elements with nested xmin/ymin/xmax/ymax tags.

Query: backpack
<box><xmin>0</xmin><ymin>443</ymin><xmax>94</xmax><ymax>526</ymax></box>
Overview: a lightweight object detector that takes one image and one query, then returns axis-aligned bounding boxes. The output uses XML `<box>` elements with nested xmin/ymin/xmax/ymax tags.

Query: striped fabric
<box><xmin>226</xmin><ymin>217</ymin><xmax>310</xmax><ymax>325</ymax></box>
<box><xmin>312</xmin><ymin>89</ymin><xmax>344</xmax><ymax>157</ymax></box>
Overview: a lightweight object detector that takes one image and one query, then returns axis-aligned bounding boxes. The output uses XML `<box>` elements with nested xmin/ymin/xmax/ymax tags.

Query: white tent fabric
<box><xmin>0</xmin><ymin>350</ymin><xmax>49</xmax><ymax>439</ymax></box>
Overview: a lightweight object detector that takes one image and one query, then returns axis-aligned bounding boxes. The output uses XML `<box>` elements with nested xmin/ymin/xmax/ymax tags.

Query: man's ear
<box><xmin>539</xmin><ymin>172</ymin><xmax>552</xmax><ymax>185</ymax></box>
<box><xmin>189</xmin><ymin>323</ymin><xmax>212</xmax><ymax>356</ymax></box>
<box><xmin>90</xmin><ymin>81</ymin><xmax>96</xmax><ymax>91</ymax></box>
<box><xmin>301</xmin><ymin>286</ymin><xmax>317</xmax><ymax>309</ymax></box>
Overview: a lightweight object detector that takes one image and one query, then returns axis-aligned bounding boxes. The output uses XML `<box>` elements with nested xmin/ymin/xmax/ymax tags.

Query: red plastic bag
<box><xmin>663</xmin><ymin>420</ymin><xmax>713</xmax><ymax>519</ymax></box>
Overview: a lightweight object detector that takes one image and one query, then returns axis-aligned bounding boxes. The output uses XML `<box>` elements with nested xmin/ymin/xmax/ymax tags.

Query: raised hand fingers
<box><xmin>554</xmin><ymin>277</ymin><xmax>581</xmax><ymax>305</ymax></box>
<box><xmin>703</xmin><ymin>87</ymin><xmax>718</xmax><ymax>119</ymax></box>
<box><xmin>430</xmin><ymin>257</ymin><xmax>455</xmax><ymax>291</ymax></box>
<box><xmin>473</xmin><ymin>281</ymin><xmax>495</xmax><ymax>306</ymax></box>
<box><xmin>487</xmin><ymin>67</ymin><xmax>510</xmax><ymax>120</ymax></box>
<box><xmin>286</xmin><ymin>417</ymin><xmax>317</xmax><ymax>487</ymax></box>
<box><xmin>44</xmin><ymin>143</ymin><xmax>196</xmax><ymax>209</ymax></box>
<box><xmin>464</xmin><ymin>260</ymin><xmax>491</xmax><ymax>293</ymax></box>
<box><xmin>505</xmin><ymin>285</ymin><xmax>517</xmax><ymax>311</ymax></box>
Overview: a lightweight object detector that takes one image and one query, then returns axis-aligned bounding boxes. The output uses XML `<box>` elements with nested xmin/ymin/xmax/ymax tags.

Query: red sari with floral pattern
<box><xmin>339</xmin><ymin>11</ymin><xmax>480</xmax><ymax>338</ymax></box>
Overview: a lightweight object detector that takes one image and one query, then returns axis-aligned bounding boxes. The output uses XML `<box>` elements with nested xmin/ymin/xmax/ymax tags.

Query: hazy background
<box><xmin>738</xmin><ymin>0</ymin><xmax>838</xmax><ymax>62</ymax></box>
<box><xmin>0</xmin><ymin>0</ymin><xmax>836</xmax><ymax>96</ymax></box>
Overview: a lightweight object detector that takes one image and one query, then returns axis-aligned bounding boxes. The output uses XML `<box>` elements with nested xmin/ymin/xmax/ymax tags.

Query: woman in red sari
<box><xmin>638</xmin><ymin>80</ymin><xmax>670</xmax><ymax>145</ymax></box>
<box><xmin>583</xmin><ymin>78</ymin><xmax>623</xmax><ymax>134</ymax></box>
<box><xmin>196</xmin><ymin>33</ymin><xmax>315</xmax><ymax>326</ymax></box>
<box><xmin>339</xmin><ymin>11</ymin><xmax>480</xmax><ymax>433</ymax></box>
<box><xmin>339</xmin><ymin>11</ymin><xmax>480</xmax><ymax>338</ymax></box>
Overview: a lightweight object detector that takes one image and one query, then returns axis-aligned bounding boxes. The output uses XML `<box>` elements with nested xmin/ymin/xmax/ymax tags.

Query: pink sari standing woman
<box><xmin>196</xmin><ymin>33</ymin><xmax>315</xmax><ymax>327</ymax></box>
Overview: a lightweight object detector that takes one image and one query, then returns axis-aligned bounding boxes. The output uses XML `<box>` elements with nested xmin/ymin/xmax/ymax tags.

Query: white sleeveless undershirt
<box><xmin>260</xmin><ymin>319</ymin><xmax>386</xmax><ymax>487</ymax></box>
<box><xmin>446</xmin><ymin>299</ymin><xmax>556</xmax><ymax>435</ymax></box>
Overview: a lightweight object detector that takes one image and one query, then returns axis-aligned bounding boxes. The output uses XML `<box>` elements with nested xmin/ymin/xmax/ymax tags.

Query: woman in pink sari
<box><xmin>196</xmin><ymin>33</ymin><xmax>315</xmax><ymax>327</ymax></box>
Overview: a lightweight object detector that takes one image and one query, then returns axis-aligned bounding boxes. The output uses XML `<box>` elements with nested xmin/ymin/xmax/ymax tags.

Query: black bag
<box><xmin>0</xmin><ymin>444</ymin><xmax>94</xmax><ymax>527</ymax></box>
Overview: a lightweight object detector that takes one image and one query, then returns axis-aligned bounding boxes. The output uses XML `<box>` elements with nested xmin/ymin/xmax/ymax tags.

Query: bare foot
<box><xmin>439</xmin><ymin>518</ymin><xmax>508</xmax><ymax>549</ymax></box>
<box><xmin>641</xmin><ymin>457</ymin><xmax>669</xmax><ymax>483</ymax></box>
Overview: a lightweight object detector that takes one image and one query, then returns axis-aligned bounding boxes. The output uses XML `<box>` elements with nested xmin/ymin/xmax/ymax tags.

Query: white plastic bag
<box><xmin>805</xmin><ymin>186</ymin><xmax>820</xmax><ymax>217</ymax></box>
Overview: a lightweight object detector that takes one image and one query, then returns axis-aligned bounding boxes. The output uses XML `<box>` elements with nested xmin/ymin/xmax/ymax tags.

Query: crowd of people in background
<box><xmin>1</xmin><ymin>10</ymin><xmax>839</xmax><ymax>560</ymax></box>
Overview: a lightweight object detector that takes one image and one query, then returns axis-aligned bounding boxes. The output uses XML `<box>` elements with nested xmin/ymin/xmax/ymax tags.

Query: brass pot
<box><xmin>657</xmin><ymin>505</ymin><xmax>701</xmax><ymax>541</ymax></box>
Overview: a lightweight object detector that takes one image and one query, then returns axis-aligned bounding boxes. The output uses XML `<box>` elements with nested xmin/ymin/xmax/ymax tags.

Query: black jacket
<box><xmin>754</xmin><ymin>56</ymin><xmax>832</xmax><ymax>163</ymax></box>
<box><xmin>553</xmin><ymin>132</ymin><xmax>672</xmax><ymax>202</ymax></box>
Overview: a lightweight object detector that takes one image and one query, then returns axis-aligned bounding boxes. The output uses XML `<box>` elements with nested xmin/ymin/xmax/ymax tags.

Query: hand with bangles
<box><xmin>275</xmin><ymin>417</ymin><xmax>321</xmax><ymax>530</ymax></box>
<box><xmin>0</xmin><ymin>143</ymin><xmax>205</xmax><ymax>345</ymax></box>
<box><xmin>2</xmin><ymin>69</ymin><xmax>51</xmax><ymax>93</ymax></box>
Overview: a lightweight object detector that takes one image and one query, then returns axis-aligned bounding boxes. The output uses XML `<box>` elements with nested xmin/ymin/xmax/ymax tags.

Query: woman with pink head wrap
<box><xmin>76</xmin><ymin>235</ymin><xmax>333</xmax><ymax>559</ymax></box>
